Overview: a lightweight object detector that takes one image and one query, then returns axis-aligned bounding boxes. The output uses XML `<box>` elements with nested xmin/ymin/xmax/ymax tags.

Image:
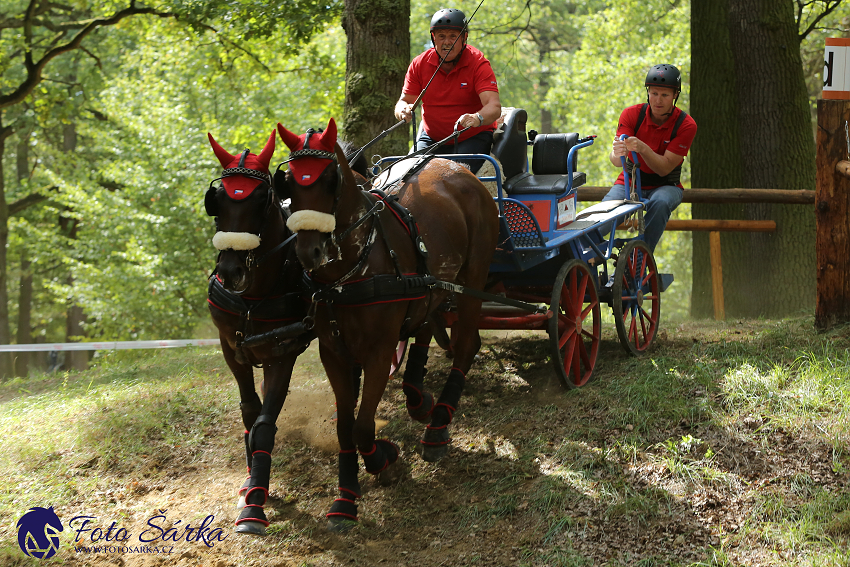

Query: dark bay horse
<box><xmin>205</xmin><ymin>130</ymin><xmax>313</xmax><ymax>536</ymax></box>
<box><xmin>275</xmin><ymin>118</ymin><xmax>499</xmax><ymax>531</ymax></box>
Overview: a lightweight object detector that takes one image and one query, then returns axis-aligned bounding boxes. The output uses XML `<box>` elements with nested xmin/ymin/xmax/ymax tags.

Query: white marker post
<box><xmin>824</xmin><ymin>38</ymin><xmax>850</xmax><ymax>99</ymax></box>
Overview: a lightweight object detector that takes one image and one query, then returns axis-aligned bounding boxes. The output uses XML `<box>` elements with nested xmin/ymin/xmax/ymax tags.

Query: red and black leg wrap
<box><xmin>402</xmin><ymin>343</ymin><xmax>434</xmax><ymax>423</ymax></box>
<box><xmin>327</xmin><ymin>449</ymin><xmax>361</xmax><ymax>523</ymax></box>
<box><xmin>236</xmin><ymin>415</ymin><xmax>276</xmax><ymax>528</ymax></box>
<box><xmin>238</xmin><ymin>430</ymin><xmax>251</xmax><ymax>499</ymax></box>
<box><xmin>422</xmin><ymin>368</ymin><xmax>465</xmax><ymax>447</ymax></box>
<box><xmin>359</xmin><ymin>440</ymin><xmax>400</xmax><ymax>474</ymax></box>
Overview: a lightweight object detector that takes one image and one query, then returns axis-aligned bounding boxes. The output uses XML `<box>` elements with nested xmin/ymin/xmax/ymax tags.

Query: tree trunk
<box><xmin>0</xmin><ymin>118</ymin><xmax>12</xmax><ymax>378</ymax></box>
<box><xmin>690</xmin><ymin>0</ymin><xmax>816</xmax><ymax>319</ymax></box>
<box><xmin>341</xmin><ymin>0</ymin><xmax>411</xmax><ymax>157</ymax></box>
<box><xmin>14</xmin><ymin>134</ymin><xmax>32</xmax><ymax>377</ymax></box>
<box><xmin>61</xmin><ymin>122</ymin><xmax>89</xmax><ymax>371</ymax></box>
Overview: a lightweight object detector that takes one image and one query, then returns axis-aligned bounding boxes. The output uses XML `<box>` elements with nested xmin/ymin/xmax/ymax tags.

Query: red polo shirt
<box><xmin>614</xmin><ymin>104</ymin><xmax>697</xmax><ymax>189</ymax></box>
<box><xmin>403</xmin><ymin>45</ymin><xmax>499</xmax><ymax>143</ymax></box>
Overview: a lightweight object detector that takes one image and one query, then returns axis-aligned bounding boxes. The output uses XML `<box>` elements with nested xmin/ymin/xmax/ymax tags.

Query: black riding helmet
<box><xmin>430</xmin><ymin>8</ymin><xmax>467</xmax><ymax>31</ymax></box>
<box><xmin>430</xmin><ymin>8</ymin><xmax>468</xmax><ymax>63</ymax></box>
<box><xmin>645</xmin><ymin>64</ymin><xmax>682</xmax><ymax>112</ymax></box>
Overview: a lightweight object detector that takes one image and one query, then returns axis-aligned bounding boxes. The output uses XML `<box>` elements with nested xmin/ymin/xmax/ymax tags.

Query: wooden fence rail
<box><xmin>577</xmin><ymin>186</ymin><xmax>813</xmax><ymax>320</ymax></box>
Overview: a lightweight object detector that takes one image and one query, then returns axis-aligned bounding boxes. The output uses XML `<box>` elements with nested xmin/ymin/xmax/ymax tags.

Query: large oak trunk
<box><xmin>690</xmin><ymin>0</ymin><xmax>816</xmax><ymax>318</ymax></box>
<box><xmin>342</xmin><ymin>0</ymin><xmax>411</xmax><ymax>158</ymax></box>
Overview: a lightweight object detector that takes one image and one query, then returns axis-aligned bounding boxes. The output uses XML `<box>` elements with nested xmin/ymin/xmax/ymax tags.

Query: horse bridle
<box><xmin>208</xmin><ymin>150</ymin><xmax>293</xmax><ymax>273</ymax></box>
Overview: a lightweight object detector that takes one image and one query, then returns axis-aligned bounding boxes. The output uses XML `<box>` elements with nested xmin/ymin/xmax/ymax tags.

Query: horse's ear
<box><xmin>208</xmin><ymin>133</ymin><xmax>236</xmax><ymax>168</ymax></box>
<box><xmin>258</xmin><ymin>130</ymin><xmax>275</xmax><ymax>170</ymax></box>
<box><xmin>334</xmin><ymin>141</ymin><xmax>356</xmax><ymax>191</ymax></box>
<box><xmin>273</xmin><ymin>167</ymin><xmax>290</xmax><ymax>201</ymax></box>
<box><xmin>204</xmin><ymin>184</ymin><xmax>219</xmax><ymax>217</ymax></box>
<box><xmin>277</xmin><ymin>123</ymin><xmax>302</xmax><ymax>151</ymax></box>
<box><xmin>324</xmin><ymin>118</ymin><xmax>337</xmax><ymax>147</ymax></box>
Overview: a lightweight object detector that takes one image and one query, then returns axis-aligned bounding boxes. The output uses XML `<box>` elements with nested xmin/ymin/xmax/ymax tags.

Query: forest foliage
<box><xmin>0</xmin><ymin>0</ymin><xmax>846</xmax><ymax>348</ymax></box>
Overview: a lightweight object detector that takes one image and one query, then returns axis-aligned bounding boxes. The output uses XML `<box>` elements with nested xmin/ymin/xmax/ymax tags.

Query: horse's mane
<box><xmin>339</xmin><ymin>140</ymin><xmax>368</xmax><ymax>179</ymax></box>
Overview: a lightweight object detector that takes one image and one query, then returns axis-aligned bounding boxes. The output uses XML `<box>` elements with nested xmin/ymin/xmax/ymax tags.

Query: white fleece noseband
<box><xmin>286</xmin><ymin>210</ymin><xmax>336</xmax><ymax>233</ymax></box>
<box><xmin>212</xmin><ymin>231</ymin><xmax>261</xmax><ymax>251</ymax></box>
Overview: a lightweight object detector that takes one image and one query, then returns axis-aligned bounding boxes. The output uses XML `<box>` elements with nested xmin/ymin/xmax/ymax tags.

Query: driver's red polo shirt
<box><xmin>614</xmin><ymin>104</ymin><xmax>697</xmax><ymax>189</ymax></box>
<box><xmin>403</xmin><ymin>45</ymin><xmax>499</xmax><ymax>143</ymax></box>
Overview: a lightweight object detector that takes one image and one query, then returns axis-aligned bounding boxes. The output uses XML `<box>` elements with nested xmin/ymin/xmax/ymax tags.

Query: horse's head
<box><xmin>206</xmin><ymin>130</ymin><xmax>281</xmax><ymax>293</ymax></box>
<box><xmin>275</xmin><ymin>118</ymin><xmax>360</xmax><ymax>271</ymax></box>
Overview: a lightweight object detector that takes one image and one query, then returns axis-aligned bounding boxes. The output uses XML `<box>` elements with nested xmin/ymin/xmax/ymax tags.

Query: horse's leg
<box><xmin>235</xmin><ymin>355</ymin><xmax>296</xmax><ymax>536</ymax></box>
<box><xmin>402</xmin><ymin>327</ymin><xmax>435</xmax><ymax>423</ymax></box>
<box><xmin>323</xmin><ymin>348</ymin><xmax>363</xmax><ymax>533</ymax></box>
<box><xmin>421</xmin><ymin>294</ymin><xmax>483</xmax><ymax>462</ymax></box>
<box><xmin>220</xmin><ymin>339</ymin><xmax>262</xmax><ymax>509</ymax></box>
<box><xmin>355</xmin><ymin>348</ymin><xmax>401</xmax><ymax>480</ymax></box>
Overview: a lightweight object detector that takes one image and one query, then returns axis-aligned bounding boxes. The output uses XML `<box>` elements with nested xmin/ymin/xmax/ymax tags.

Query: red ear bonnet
<box><xmin>207</xmin><ymin>130</ymin><xmax>275</xmax><ymax>199</ymax></box>
<box><xmin>277</xmin><ymin>118</ymin><xmax>337</xmax><ymax>186</ymax></box>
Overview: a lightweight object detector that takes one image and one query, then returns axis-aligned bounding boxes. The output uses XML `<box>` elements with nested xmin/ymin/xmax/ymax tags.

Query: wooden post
<box><xmin>709</xmin><ymin>231</ymin><xmax>725</xmax><ymax>320</ymax></box>
<box><xmin>815</xmin><ymin>100</ymin><xmax>850</xmax><ymax>330</ymax></box>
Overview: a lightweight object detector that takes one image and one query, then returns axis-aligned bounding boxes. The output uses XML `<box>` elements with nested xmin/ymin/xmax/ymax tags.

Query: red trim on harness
<box><xmin>339</xmin><ymin>448</ymin><xmax>356</xmax><ymax>454</ymax></box>
<box><xmin>252</xmin><ymin>450</ymin><xmax>271</xmax><ymax>457</ymax></box>
<box><xmin>359</xmin><ymin>444</ymin><xmax>377</xmax><ymax>456</ymax></box>
<box><xmin>450</xmin><ymin>367</ymin><xmax>466</xmax><ymax>377</ymax></box>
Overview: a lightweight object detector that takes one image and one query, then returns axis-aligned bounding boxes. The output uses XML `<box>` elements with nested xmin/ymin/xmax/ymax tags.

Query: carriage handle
<box><xmin>618</xmin><ymin>134</ymin><xmax>643</xmax><ymax>202</ymax></box>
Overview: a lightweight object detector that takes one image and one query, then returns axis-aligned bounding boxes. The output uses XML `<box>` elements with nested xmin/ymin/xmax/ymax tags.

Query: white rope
<box><xmin>0</xmin><ymin>339</ymin><xmax>221</xmax><ymax>352</ymax></box>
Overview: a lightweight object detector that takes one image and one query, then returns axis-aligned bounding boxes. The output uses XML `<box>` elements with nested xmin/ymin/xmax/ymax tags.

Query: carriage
<box><xmin>208</xmin><ymin>111</ymin><xmax>674</xmax><ymax>534</ymax></box>
<box><xmin>375</xmin><ymin>107</ymin><xmax>674</xmax><ymax>390</ymax></box>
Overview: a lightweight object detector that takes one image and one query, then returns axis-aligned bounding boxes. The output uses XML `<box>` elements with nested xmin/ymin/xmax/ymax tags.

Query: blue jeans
<box><xmin>415</xmin><ymin>130</ymin><xmax>493</xmax><ymax>174</ymax></box>
<box><xmin>602</xmin><ymin>184</ymin><xmax>683</xmax><ymax>252</ymax></box>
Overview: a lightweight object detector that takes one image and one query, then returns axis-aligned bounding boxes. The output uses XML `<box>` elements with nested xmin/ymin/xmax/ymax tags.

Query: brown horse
<box><xmin>205</xmin><ymin>130</ymin><xmax>313</xmax><ymax>536</ymax></box>
<box><xmin>275</xmin><ymin>118</ymin><xmax>499</xmax><ymax>531</ymax></box>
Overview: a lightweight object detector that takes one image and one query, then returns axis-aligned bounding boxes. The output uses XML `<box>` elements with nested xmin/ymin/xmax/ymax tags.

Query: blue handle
<box><xmin>618</xmin><ymin>134</ymin><xmax>642</xmax><ymax>200</ymax></box>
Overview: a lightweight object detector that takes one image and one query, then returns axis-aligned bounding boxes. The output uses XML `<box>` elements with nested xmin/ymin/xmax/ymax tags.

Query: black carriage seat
<box><xmin>490</xmin><ymin>108</ymin><xmax>528</xmax><ymax>180</ymax></box>
<box><xmin>503</xmin><ymin>133</ymin><xmax>587</xmax><ymax>195</ymax></box>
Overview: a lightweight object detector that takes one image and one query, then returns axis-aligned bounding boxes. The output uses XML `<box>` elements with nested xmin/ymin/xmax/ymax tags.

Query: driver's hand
<box><xmin>612</xmin><ymin>137</ymin><xmax>628</xmax><ymax>158</ymax></box>
<box><xmin>395</xmin><ymin>102</ymin><xmax>413</xmax><ymax>123</ymax></box>
<box><xmin>454</xmin><ymin>113</ymin><xmax>480</xmax><ymax>130</ymax></box>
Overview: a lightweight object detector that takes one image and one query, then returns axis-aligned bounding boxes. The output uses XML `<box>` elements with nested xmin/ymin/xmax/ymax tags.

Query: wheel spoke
<box><xmin>571</xmin><ymin>337</ymin><xmax>582</xmax><ymax>385</ymax></box>
<box><xmin>559</xmin><ymin>323</ymin><xmax>576</xmax><ymax>350</ymax></box>
<box><xmin>563</xmin><ymin>332</ymin><xmax>577</xmax><ymax>374</ymax></box>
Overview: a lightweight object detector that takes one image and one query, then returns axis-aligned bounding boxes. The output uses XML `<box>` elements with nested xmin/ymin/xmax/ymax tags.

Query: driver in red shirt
<box><xmin>606</xmin><ymin>64</ymin><xmax>697</xmax><ymax>252</ymax></box>
<box><xmin>394</xmin><ymin>8</ymin><xmax>501</xmax><ymax>173</ymax></box>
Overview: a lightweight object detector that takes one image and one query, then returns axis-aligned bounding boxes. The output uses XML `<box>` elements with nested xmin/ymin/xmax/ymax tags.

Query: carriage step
<box><xmin>660</xmin><ymin>273</ymin><xmax>674</xmax><ymax>293</ymax></box>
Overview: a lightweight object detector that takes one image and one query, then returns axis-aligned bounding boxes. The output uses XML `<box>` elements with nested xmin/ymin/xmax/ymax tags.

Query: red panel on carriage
<box><xmin>519</xmin><ymin>200</ymin><xmax>550</xmax><ymax>232</ymax></box>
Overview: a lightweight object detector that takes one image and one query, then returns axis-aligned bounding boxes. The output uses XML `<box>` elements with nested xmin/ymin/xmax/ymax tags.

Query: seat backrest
<box><xmin>532</xmin><ymin>133</ymin><xmax>579</xmax><ymax>175</ymax></box>
<box><xmin>491</xmin><ymin>108</ymin><xmax>528</xmax><ymax>180</ymax></box>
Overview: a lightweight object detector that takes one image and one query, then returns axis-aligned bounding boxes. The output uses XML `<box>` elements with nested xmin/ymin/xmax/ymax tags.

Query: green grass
<box><xmin>1</xmin><ymin>317</ymin><xmax>849</xmax><ymax>566</ymax></box>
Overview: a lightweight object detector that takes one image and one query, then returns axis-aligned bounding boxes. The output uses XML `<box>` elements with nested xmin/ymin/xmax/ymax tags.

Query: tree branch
<box><xmin>798</xmin><ymin>0</ymin><xmax>845</xmax><ymax>42</ymax></box>
<box><xmin>0</xmin><ymin>5</ymin><xmax>177</xmax><ymax>110</ymax></box>
<box><xmin>9</xmin><ymin>188</ymin><xmax>56</xmax><ymax>215</ymax></box>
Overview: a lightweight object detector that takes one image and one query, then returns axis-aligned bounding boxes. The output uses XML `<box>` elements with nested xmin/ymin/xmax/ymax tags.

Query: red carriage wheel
<box><xmin>548</xmin><ymin>259</ymin><xmax>601</xmax><ymax>389</ymax></box>
<box><xmin>612</xmin><ymin>240</ymin><xmax>661</xmax><ymax>356</ymax></box>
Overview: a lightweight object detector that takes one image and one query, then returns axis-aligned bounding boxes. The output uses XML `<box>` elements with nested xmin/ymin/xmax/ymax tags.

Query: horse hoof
<box><xmin>420</xmin><ymin>426</ymin><xmax>450</xmax><ymax>462</ymax></box>
<box><xmin>236</xmin><ymin>493</ymin><xmax>247</xmax><ymax>509</ymax></box>
<box><xmin>235</xmin><ymin>521</ymin><xmax>267</xmax><ymax>536</ymax></box>
<box><xmin>377</xmin><ymin>456</ymin><xmax>408</xmax><ymax>486</ymax></box>
<box><xmin>421</xmin><ymin>443</ymin><xmax>449</xmax><ymax>462</ymax></box>
<box><xmin>327</xmin><ymin>517</ymin><xmax>358</xmax><ymax>533</ymax></box>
